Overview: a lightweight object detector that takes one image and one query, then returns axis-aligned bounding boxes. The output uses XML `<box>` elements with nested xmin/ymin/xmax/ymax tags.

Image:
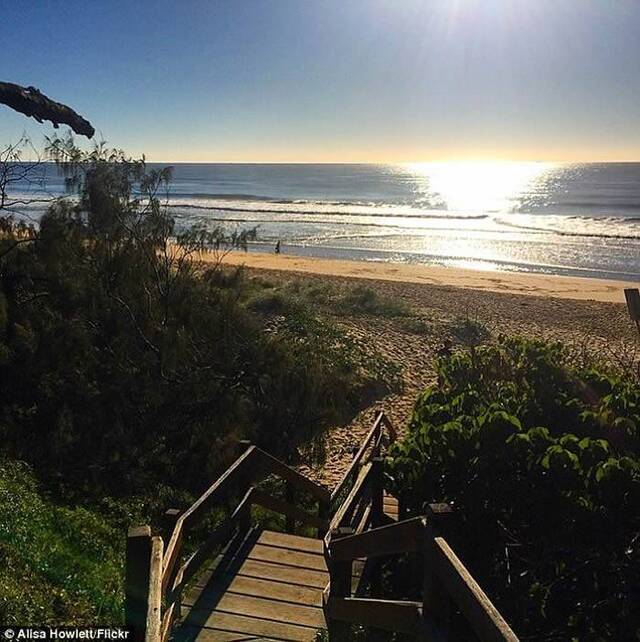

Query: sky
<box><xmin>2</xmin><ymin>0</ymin><xmax>640</xmax><ymax>163</ymax></box>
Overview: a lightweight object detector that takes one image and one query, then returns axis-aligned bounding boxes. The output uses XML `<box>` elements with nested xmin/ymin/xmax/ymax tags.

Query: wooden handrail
<box><xmin>174</xmin><ymin>486</ymin><xmax>255</xmax><ymax>596</ymax></box>
<box><xmin>324</xmin><ymin>513</ymin><xmax>519</xmax><ymax>642</ymax></box>
<box><xmin>331</xmin><ymin>412</ymin><xmax>390</xmax><ymax>504</ymax></box>
<box><xmin>324</xmin><ymin>597</ymin><xmax>423</xmax><ymax>635</ymax></box>
<box><xmin>162</xmin><ymin>442</ymin><xmax>330</xmax><ymax>595</ymax></box>
<box><xmin>327</xmin><ymin>461</ymin><xmax>372</xmax><ymax>536</ymax></box>
<box><xmin>432</xmin><ymin>537</ymin><xmax>518</xmax><ymax>642</ymax></box>
<box><xmin>154</xmin><ymin>441</ymin><xmax>336</xmax><ymax>640</ymax></box>
<box><xmin>182</xmin><ymin>445</ymin><xmax>258</xmax><ymax>529</ymax></box>
<box><xmin>330</xmin><ymin>516</ymin><xmax>426</xmax><ymax>561</ymax></box>
<box><xmin>253</xmin><ymin>448</ymin><xmax>331</xmax><ymax>503</ymax></box>
<box><xmin>128</xmin><ymin>413</ymin><xmax>398</xmax><ymax>642</ymax></box>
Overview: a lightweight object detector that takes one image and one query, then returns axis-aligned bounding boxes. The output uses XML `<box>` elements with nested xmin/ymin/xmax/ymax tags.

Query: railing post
<box><xmin>318</xmin><ymin>499</ymin><xmax>329</xmax><ymax>538</ymax></box>
<box><xmin>162</xmin><ymin>508</ymin><xmax>181</xmax><ymax>541</ymax></box>
<box><xmin>125</xmin><ymin>525</ymin><xmax>153</xmax><ymax>642</ymax></box>
<box><xmin>370</xmin><ymin>457</ymin><xmax>384</xmax><ymax>528</ymax></box>
<box><xmin>368</xmin><ymin>457</ymin><xmax>385</xmax><ymax>598</ymax></box>
<box><xmin>146</xmin><ymin>536</ymin><xmax>164</xmax><ymax>642</ymax></box>
<box><xmin>372</xmin><ymin>418</ymin><xmax>381</xmax><ymax>457</ymax></box>
<box><xmin>286</xmin><ymin>480</ymin><xmax>295</xmax><ymax>533</ymax></box>
<box><xmin>161</xmin><ymin>509</ymin><xmax>181</xmax><ymax>625</ymax></box>
<box><xmin>239</xmin><ymin>488</ymin><xmax>252</xmax><ymax>533</ymax></box>
<box><xmin>422</xmin><ymin>503</ymin><xmax>455</xmax><ymax>640</ymax></box>
<box><xmin>325</xmin><ymin>526</ymin><xmax>355</xmax><ymax>640</ymax></box>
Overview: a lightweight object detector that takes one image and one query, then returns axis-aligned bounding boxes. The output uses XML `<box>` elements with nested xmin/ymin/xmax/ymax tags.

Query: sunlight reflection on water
<box><xmin>403</xmin><ymin>161</ymin><xmax>556</xmax><ymax>213</ymax></box>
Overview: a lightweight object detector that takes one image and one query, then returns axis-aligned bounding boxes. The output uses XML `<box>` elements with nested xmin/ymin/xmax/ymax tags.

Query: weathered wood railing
<box><xmin>330</xmin><ymin>411</ymin><xmax>396</xmax><ymax>511</ymax></box>
<box><xmin>323</xmin><ymin>505</ymin><xmax>519</xmax><ymax>641</ymax></box>
<box><xmin>124</xmin><ymin>442</ymin><xmax>331</xmax><ymax>642</ymax></box>
<box><xmin>124</xmin><ymin>411</ymin><xmax>518</xmax><ymax>642</ymax></box>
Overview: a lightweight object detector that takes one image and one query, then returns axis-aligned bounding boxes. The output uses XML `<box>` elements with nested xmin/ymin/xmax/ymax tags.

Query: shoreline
<box><xmin>211</xmin><ymin>250</ymin><xmax>636</xmax><ymax>304</ymax></box>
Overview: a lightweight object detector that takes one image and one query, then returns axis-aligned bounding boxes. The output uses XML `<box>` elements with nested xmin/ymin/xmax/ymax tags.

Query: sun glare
<box><xmin>407</xmin><ymin>161</ymin><xmax>553</xmax><ymax>213</ymax></box>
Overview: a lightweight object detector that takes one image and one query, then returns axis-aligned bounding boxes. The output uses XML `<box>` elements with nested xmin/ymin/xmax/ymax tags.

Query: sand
<box><xmin>200</xmin><ymin>250</ymin><xmax>639</xmax><ymax>488</ymax></box>
<box><xmin>217</xmin><ymin>250</ymin><xmax>637</xmax><ymax>304</ymax></box>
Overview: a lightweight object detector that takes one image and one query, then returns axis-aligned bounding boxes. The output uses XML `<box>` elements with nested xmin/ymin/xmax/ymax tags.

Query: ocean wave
<box><xmin>493</xmin><ymin>216</ymin><xmax>640</xmax><ymax>241</ymax></box>
<box><xmin>167</xmin><ymin>200</ymin><xmax>485</xmax><ymax>220</ymax></box>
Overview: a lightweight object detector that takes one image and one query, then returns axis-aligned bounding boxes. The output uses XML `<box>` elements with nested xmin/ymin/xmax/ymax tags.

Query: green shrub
<box><xmin>388</xmin><ymin>337</ymin><xmax>640</xmax><ymax>640</ymax></box>
<box><xmin>0</xmin><ymin>460</ymin><xmax>123</xmax><ymax>624</ymax></box>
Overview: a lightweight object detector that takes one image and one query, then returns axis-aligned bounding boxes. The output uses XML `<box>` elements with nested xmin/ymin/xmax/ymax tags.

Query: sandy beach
<box><xmin>202</xmin><ymin>250</ymin><xmax>640</xmax><ymax>487</ymax></box>
<box><xmin>219</xmin><ymin>251</ymin><xmax>637</xmax><ymax>304</ymax></box>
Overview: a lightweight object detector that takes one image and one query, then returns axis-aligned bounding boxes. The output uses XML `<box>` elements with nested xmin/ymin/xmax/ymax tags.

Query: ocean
<box><xmin>7</xmin><ymin>161</ymin><xmax>640</xmax><ymax>281</ymax></box>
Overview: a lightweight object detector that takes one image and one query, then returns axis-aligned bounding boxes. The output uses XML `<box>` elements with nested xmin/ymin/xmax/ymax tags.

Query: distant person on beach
<box><xmin>275</xmin><ymin>240</ymin><xmax>281</xmax><ymax>254</ymax></box>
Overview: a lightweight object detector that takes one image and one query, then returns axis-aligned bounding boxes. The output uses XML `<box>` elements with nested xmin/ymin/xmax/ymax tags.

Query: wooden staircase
<box><xmin>124</xmin><ymin>413</ymin><xmax>518</xmax><ymax>642</ymax></box>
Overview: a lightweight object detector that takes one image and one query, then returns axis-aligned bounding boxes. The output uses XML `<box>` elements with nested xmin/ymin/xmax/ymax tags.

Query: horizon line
<box><xmin>144</xmin><ymin>158</ymin><xmax>640</xmax><ymax>164</ymax></box>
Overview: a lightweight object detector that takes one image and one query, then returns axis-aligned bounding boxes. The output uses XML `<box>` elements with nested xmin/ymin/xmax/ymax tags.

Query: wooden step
<box><xmin>180</xmin><ymin>529</ymin><xmax>328</xmax><ymax>642</ymax></box>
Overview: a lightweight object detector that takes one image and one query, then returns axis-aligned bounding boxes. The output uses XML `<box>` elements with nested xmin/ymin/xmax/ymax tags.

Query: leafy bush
<box><xmin>388</xmin><ymin>337</ymin><xmax>640</xmax><ymax>640</ymax></box>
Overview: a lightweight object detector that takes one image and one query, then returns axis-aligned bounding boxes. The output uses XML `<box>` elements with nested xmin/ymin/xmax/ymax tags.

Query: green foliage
<box><xmin>388</xmin><ymin>337</ymin><xmax>640</xmax><ymax>640</ymax></box>
<box><xmin>0</xmin><ymin>137</ymin><xmax>392</xmax><ymax>500</ymax></box>
<box><xmin>0</xmin><ymin>460</ymin><xmax>122</xmax><ymax>624</ymax></box>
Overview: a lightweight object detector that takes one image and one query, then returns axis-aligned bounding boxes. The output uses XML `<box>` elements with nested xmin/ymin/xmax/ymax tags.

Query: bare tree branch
<box><xmin>0</xmin><ymin>81</ymin><xmax>95</xmax><ymax>138</ymax></box>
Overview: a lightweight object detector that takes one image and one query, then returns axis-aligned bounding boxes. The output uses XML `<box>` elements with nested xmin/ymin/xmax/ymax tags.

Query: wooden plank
<box><xmin>256</xmin><ymin>530</ymin><xmax>324</xmax><ymax>554</ymax></box>
<box><xmin>331</xmin><ymin>517</ymin><xmax>425</xmax><ymax>561</ymax></box>
<box><xmin>191</xmin><ymin>612</ymin><xmax>317</xmax><ymax>641</ymax></box>
<box><xmin>328</xmin><ymin>462</ymin><xmax>372</xmax><ymax>533</ymax></box>
<box><xmin>231</xmin><ymin>558</ymin><xmax>329</xmax><ymax>590</ymax></box>
<box><xmin>192</xmin><ymin>592</ymin><xmax>325</xmax><ymax>629</ymax></box>
<box><xmin>325</xmin><ymin>597</ymin><xmax>423</xmax><ymax>635</ymax></box>
<box><xmin>183</xmin><ymin>574</ymin><xmax>323</xmax><ymax>608</ymax></box>
<box><xmin>254</xmin><ymin>449</ymin><xmax>331</xmax><ymax>503</ymax></box>
<box><xmin>145</xmin><ymin>536</ymin><xmax>163</xmax><ymax>642</ymax></box>
<box><xmin>354</xmin><ymin>503</ymin><xmax>372</xmax><ymax>535</ymax></box>
<box><xmin>248</xmin><ymin>543</ymin><xmax>328</xmax><ymax>572</ymax></box>
<box><xmin>190</xmin><ymin>551</ymin><xmax>330</xmax><ymax>591</ymax></box>
<box><xmin>251</xmin><ymin>488</ymin><xmax>327</xmax><ymax>530</ymax></box>
<box><xmin>433</xmin><ymin>537</ymin><xmax>519</xmax><ymax>642</ymax></box>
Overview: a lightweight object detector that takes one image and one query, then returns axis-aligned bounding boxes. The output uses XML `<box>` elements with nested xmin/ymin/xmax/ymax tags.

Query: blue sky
<box><xmin>2</xmin><ymin>0</ymin><xmax>640</xmax><ymax>162</ymax></box>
